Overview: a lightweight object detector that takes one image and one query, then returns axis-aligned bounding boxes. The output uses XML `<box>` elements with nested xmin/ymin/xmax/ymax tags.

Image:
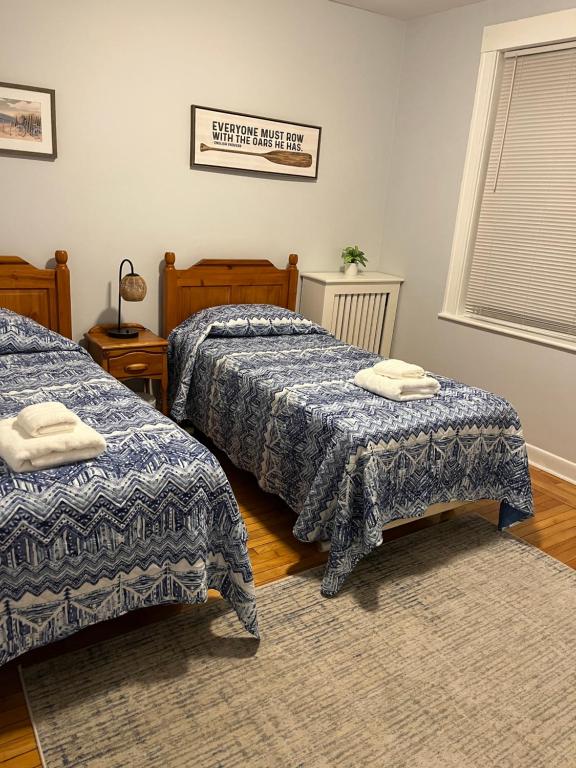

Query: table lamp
<box><xmin>107</xmin><ymin>259</ymin><xmax>147</xmax><ymax>338</ymax></box>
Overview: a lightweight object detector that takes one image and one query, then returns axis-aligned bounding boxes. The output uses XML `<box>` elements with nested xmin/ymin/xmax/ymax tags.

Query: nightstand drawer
<box><xmin>108</xmin><ymin>350</ymin><xmax>165</xmax><ymax>379</ymax></box>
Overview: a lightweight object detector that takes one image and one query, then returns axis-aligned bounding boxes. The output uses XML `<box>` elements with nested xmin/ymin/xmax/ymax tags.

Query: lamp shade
<box><xmin>120</xmin><ymin>273</ymin><xmax>147</xmax><ymax>302</ymax></box>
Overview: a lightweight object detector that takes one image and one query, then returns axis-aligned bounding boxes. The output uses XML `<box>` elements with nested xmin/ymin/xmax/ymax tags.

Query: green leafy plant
<box><xmin>341</xmin><ymin>245</ymin><xmax>368</xmax><ymax>267</ymax></box>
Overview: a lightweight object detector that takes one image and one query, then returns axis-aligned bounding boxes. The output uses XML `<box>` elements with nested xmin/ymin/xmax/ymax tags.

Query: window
<box><xmin>441</xmin><ymin>10</ymin><xmax>576</xmax><ymax>352</ymax></box>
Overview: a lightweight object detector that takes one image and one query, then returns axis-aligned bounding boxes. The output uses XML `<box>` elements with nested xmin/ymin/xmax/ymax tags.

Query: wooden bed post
<box><xmin>54</xmin><ymin>250</ymin><xmax>72</xmax><ymax>338</ymax></box>
<box><xmin>287</xmin><ymin>253</ymin><xmax>299</xmax><ymax>311</ymax></box>
<box><xmin>164</xmin><ymin>252</ymin><xmax>177</xmax><ymax>338</ymax></box>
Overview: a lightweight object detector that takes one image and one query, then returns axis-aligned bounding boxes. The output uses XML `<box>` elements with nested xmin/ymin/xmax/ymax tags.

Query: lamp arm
<box><xmin>116</xmin><ymin>259</ymin><xmax>135</xmax><ymax>331</ymax></box>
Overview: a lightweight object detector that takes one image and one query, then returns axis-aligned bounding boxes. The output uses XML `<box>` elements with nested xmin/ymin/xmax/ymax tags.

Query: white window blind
<box><xmin>465</xmin><ymin>45</ymin><xmax>576</xmax><ymax>339</ymax></box>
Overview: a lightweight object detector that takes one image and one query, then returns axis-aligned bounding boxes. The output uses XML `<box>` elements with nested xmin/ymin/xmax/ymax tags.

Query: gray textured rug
<box><xmin>22</xmin><ymin>517</ymin><xmax>576</xmax><ymax>768</ymax></box>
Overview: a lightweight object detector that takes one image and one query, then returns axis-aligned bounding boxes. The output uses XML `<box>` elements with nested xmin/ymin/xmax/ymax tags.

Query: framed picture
<box><xmin>0</xmin><ymin>82</ymin><xmax>57</xmax><ymax>160</ymax></box>
<box><xmin>191</xmin><ymin>106</ymin><xmax>321</xmax><ymax>179</ymax></box>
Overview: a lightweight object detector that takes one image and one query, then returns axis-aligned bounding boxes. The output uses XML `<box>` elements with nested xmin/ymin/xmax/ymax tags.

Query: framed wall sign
<box><xmin>191</xmin><ymin>106</ymin><xmax>321</xmax><ymax>179</ymax></box>
<box><xmin>0</xmin><ymin>82</ymin><xmax>57</xmax><ymax>160</ymax></box>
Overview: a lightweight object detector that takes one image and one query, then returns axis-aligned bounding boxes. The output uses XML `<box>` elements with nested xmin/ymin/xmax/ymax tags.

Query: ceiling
<box><xmin>330</xmin><ymin>0</ymin><xmax>486</xmax><ymax>20</ymax></box>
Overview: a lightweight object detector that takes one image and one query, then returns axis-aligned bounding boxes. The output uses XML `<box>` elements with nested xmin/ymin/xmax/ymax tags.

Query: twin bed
<box><xmin>0</xmin><ymin>254</ymin><xmax>256</xmax><ymax>667</ymax></box>
<box><xmin>163</xmin><ymin>254</ymin><xmax>533</xmax><ymax>596</ymax></box>
<box><xmin>0</xmin><ymin>250</ymin><xmax>533</xmax><ymax>667</ymax></box>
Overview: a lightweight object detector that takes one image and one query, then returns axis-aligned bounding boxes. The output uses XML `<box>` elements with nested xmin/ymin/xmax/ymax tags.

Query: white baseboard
<box><xmin>527</xmin><ymin>443</ymin><xmax>576</xmax><ymax>485</ymax></box>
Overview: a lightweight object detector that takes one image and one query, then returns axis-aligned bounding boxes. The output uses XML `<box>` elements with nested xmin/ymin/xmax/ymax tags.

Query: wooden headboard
<box><xmin>163</xmin><ymin>252</ymin><xmax>299</xmax><ymax>336</ymax></box>
<box><xmin>0</xmin><ymin>251</ymin><xmax>72</xmax><ymax>338</ymax></box>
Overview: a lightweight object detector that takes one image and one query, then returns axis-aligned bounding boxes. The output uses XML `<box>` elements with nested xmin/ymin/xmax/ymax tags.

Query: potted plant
<box><xmin>341</xmin><ymin>245</ymin><xmax>367</xmax><ymax>277</ymax></box>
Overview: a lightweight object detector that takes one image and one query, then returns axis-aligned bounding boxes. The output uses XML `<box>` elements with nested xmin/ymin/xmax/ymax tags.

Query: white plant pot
<box><xmin>344</xmin><ymin>262</ymin><xmax>358</xmax><ymax>277</ymax></box>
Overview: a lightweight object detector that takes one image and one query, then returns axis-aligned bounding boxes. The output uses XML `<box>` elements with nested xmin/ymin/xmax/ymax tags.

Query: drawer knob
<box><xmin>125</xmin><ymin>362</ymin><xmax>148</xmax><ymax>373</ymax></box>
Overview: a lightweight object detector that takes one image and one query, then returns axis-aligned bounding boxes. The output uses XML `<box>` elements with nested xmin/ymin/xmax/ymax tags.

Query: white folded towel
<box><xmin>16</xmin><ymin>401</ymin><xmax>80</xmax><ymax>437</ymax></box>
<box><xmin>372</xmin><ymin>359</ymin><xmax>426</xmax><ymax>379</ymax></box>
<box><xmin>354</xmin><ymin>367</ymin><xmax>440</xmax><ymax>401</ymax></box>
<box><xmin>0</xmin><ymin>418</ymin><xmax>106</xmax><ymax>473</ymax></box>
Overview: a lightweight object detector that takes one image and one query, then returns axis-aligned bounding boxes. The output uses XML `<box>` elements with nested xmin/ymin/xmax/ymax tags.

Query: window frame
<box><xmin>439</xmin><ymin>9</ymin><xmax>576</xmax><ymax>353</ymax></box>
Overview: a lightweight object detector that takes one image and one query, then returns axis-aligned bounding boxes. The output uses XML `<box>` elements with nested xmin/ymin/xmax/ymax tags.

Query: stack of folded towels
<box><xmin>354</xmin><ymin>359</ymin><xmax>441</xmax><ymax>402</ymax></box>
<box><xmin>0</xmin><ymin>402</ymin><xmax>106</xmax><ymax>473</ymax></box>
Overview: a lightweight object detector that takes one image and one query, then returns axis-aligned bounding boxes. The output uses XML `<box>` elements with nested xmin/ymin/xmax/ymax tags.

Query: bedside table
<box><xmin>85</xmin><ymin>324</ymin><xmax>169</xmax><ymax>415</ymax></box>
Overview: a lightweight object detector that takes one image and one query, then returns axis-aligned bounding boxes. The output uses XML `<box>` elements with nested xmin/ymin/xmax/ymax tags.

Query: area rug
<box><xmin>21</xmin><ymin>516</ymin><xmax>576</xmax><ymax>768</ymax></box>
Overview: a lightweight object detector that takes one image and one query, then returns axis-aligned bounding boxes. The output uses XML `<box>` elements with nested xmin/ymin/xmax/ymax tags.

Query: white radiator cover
<box><xmin>299</xmin><ymin>271</ymin><xmax>404</xmax><ymax>356</ymax></box>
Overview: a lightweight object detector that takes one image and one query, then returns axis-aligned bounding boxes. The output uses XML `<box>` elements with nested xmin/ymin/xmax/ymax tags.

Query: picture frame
<box><xmin>0</xmin><ymin>82</ymin><xmax>57</xmax><ymax>160</ymax></box>
<box><xmin>191</xmin><ymin>105</ymin><xmax>321</xmax><ymax>179</ymax></box>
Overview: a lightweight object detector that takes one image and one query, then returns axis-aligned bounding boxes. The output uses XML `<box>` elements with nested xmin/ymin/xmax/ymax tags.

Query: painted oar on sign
<box><xmin>200</xmin><ymin>142</ymin><xmax>313</xmax><ymax>168</ymax></box>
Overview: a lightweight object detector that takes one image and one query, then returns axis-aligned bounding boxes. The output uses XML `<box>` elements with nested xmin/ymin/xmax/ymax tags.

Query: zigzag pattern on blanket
<box><xmin>0</xmin><ymin>307</ymin><xmax>84</xmax><ymax>356</ymax></box>
<box><xmin>168</xmin><ymin>303</ymin><xmax>328</xmax><ymax>421</ymax></box>
<box><xmin>0</xmin><ymin>340</ymin><xmax>257</xmax><ymax>666</ymax></box>
<box><xmin>0</xmin><ymin>560</ymin><xmax>253</xmax><ymax>667</ymax></box>
<box><xmin>174</xmin><ymin>329</ymin><xmax>533</xmax><ymax>596</ymax></box>
<box><xmin>1</xmin><ymin>461</ymin><xmax>251</xmax><ymax>591</ymax></box>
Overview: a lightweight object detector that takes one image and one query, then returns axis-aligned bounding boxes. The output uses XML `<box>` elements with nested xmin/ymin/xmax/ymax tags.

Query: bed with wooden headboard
<box><xmin>161</xmin><ymin>251</ymin><xmax>523</xmax><ymax>596</ymax></box>
<box><xmin>0</xmin><ymin>248</ymin><xmax>261</xmax><ymax>668</ymax></box>
<box><xmin>0</xmin><ymin>251</ymin><xmax>72</xmax><ymax>338</ymax></box>
<box><xmin>163</xmin><ymin>252</ymin><xmax>298</xmax><ymax>336</ymax></box>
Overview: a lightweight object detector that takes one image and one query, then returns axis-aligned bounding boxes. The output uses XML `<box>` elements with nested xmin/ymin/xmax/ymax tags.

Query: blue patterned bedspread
<box><xmin>169</xmin><ymin>305</ymin><xmax>533</xmax><ymax>597</ymax></box>
<box><xmin>0</xmin><ymin>310</ymin><xmax>257</xmax><ymax>667</ymax></box>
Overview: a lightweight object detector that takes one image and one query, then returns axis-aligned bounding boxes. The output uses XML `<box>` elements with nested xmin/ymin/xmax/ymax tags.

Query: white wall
<box><xmin>382</xmin><ymin>0</ymin><xmax>576</xmax><ymax>466</ymax></box>
<box><xmin>0</xmin><ymin>0</ymin><xmax>404</xmax><ymax>337</ymax></box>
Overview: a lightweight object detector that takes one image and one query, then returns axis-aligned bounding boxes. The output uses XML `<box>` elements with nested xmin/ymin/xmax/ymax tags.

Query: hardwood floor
<box><xmin>1</xmin><ymin>458</ymin><xmax>575</xmax><ymax>768</ymax></box>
